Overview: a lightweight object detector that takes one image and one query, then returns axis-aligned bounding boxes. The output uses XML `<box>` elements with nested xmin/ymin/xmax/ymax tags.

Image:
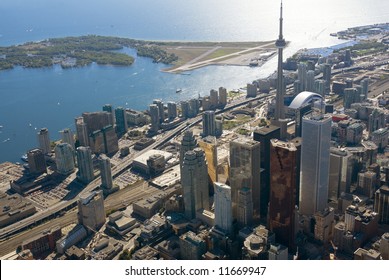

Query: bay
<box><xmin>0</xmin><ymin>0</ymin><xmax>388</xmax><ymax>162</ymax></box>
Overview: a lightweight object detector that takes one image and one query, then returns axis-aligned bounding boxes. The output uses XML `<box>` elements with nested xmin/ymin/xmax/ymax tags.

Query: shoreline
<box><xmin>161</xmin><ymin>41</ymin><xmax>278</xmax><ymax>73</ymax></box>
<box><xmin>0</xmin><ymin>35</ymin><xmax>276</xmax><ymax>72</ymax></box>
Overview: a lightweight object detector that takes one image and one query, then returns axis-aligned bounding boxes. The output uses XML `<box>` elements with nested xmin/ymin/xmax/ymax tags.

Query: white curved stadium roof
<box><xmin>289</xmin><ymin>91</ymin><xmax>324</xmax><ymax>109</ymax></box>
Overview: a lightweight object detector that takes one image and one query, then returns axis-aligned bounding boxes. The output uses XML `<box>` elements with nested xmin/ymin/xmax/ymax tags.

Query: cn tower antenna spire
<box><xmin>274</xmin><ymin>0</ymin><xmax>286</xmax><ymax>121</ymax></box>
<box><xmin>279</xmin><ymin>0</ymin><xmax>283</xmax><ymax>40</ymax></box>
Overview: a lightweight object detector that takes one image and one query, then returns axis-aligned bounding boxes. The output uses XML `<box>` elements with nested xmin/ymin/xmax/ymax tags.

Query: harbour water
<box><xmin>0</xmin><ymin>0</ymin><xmax>388</xmax><ymax>162</ymax></box>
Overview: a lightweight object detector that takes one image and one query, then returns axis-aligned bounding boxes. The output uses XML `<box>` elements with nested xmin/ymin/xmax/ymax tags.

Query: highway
<box><xmin>0</xmin><ymin>92</ymin><xmax>270</xmax><ymax>242</ymax></box>
<box><xmin>0</xmin><ymin>180</ymin><xmax>153</xmax><ymax>257</ymax></box>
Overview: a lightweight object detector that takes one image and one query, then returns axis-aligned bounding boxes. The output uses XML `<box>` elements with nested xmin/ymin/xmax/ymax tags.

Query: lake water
<box><xmin>0</xmin><ymin>0</ymin><xmax>388</xmax><ymax>162</ymax></box>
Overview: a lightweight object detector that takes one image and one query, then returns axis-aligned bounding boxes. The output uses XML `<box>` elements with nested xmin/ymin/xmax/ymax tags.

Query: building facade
<box><xmin>77</xmin><ymin>190</ymin><xmax>105</xmax><ymax>233</ymax></box>
<box><xmin>37</xmin><ymin>128</ymin><xmax>51</xmax><ymax>154</ymax></box>
<box><xmin>229</xmin><ymin>138</ymin><xmax>261</xmax><ymax>221</ymax></box>
<box><xmin>214</xmin><ymin>182</ymin><xmax>233</xmax><ymax>233</ymax></box>
<box><xmin>299</xmin><ymin>112</ymin><xmax>331</xmax><ymax>216</ymax></box>
<box><xmin>76</xmin><ymin>146</ymin><xmax>94</xmax><ymax>184</ymax></box>
<box><xmin>55</xmin><ymin>143</ymin><xmax>75</xmax><ymax>175</ymax></box>
<box><xmin>269</xmin><ymin>139</ymin><xmax>299</xmax><ymax>252</ymax></box>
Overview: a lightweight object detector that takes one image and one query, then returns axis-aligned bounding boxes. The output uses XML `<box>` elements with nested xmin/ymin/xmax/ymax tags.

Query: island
<box><xmin>0</xmin><ymin>35</ymin><xmax>277</xmax><ymax>73</ymax></box>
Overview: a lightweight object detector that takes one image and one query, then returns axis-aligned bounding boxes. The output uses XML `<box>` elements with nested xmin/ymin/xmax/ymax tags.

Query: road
<box><xmin>0</xmin><ymin>94</ymin><xmax>271</xmax><ymax>255</ymax></box>
<box><xmin>170</xmin><ymin>42</ymin><xmax>276</xmax><ymax>72</ymax></box>
<box><xmin>0</xmin><ymin>180</ymin><xmax>151</xmax><ymax>257</ymax></box>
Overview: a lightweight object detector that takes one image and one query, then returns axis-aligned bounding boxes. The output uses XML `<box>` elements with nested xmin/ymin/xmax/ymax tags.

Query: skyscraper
<box><xmin>229</xmin><ymin>138</ymin><xmax>261</xmax><ymax>221</ymax></box>
<box><xmin>103</xmin><ymin>104</ymin><xmax>115</xmax><ymax>125</ymax></box>
<box><xmin>322</xmin><ymin>63</ymin><xmax>331</xmax><ymax>94</ymax></box>
<box><xmin>99</xmin><ymin>154</ymin><xmax>114</xmax><ymax>193</ymax></box>
<box><xmin>298</xmin><ymin>63</ymin><xmax>307</xmax><ymax>92</ymax></box>
<box><xmin>27</xmin><ymin>148</ymin><xmax>46</xmax><ymax>175</ymax></box>
<box><xmin>181</xmin><ymin>148</ymin><xmax>209</xmax><ymax>220</ymax></box>
<box><xmin>269</xmin><ymin>139</ymin><xmax>300</xmax><ymax>252</ymax></box>
<box><xmin>237</xmin><ymin>187</ymin><xmax>253</xmax><ymax>227</ymax></box>
<box><xmin>37</xmin><ymin>128</ymin><xmax>51</xmax><ymax>154</ymax></box>
<box><xmin>167</xmin><ymin>101</ymin><xmax>177</xmax><ymax>121</ymax></box>
<box><xmin>180</xmin><ymin>101</ymin><xmax>190</xmax><ymax>119</ymax></box>
<box><xmin>344</xmin><ymin>88</ymin><xmax>358</xmax><ymax>109</ymax></box>
<box><xmin>55</xmin><ymin>143</ymin><xmax>75</xmax><ymax>175</ymax></box>
<box><xmin>374</xmin><ymin>186</ymin><xmax>389</xmax><ymax>224</ymax></box>
<box><xmin>253</xmin><ymin>125</ymin><xmax>280</xmax><ymax>216</ymax></box>
<box><xmin>115</xmin><ymin>107</ymin><xmax>128</xmax><ymax>136</ymax></box>
<box><xmin>214</xmin><ymin>182</ymin><xmax>233</xmax><ymax>233</ymax></box>
<box><xmin>82</xmin><ymin>111</ymin><xmax>113</xmax><ymax>135</ymax></box>
<box><xmin>202</xmin><ymin>110</ymin><xmax>216</xmax><ymax>137</ymax></box>
<box><xmin>328</xmin><ymin>148</ymin><xmax>353</xmax><ymax>201</ymax></box>
<box><xmin>306</xmin><ymin>70</ymin><xmax>315</xmax><ymax>92</ymax></box>
<box><xmin>88</xmin><ymin>125</ymin><xmax>119</xmax><ymax>155</ymax></box>
<box><xmin>198</xmin><ymin>136</ymin><xmax>218</xmax><ymax>186</ymax></box>
<box><xmin>153</xmin><ymin>99</ymin><xmax>164</xmax><ymax>123</ymax></box>
<box><xmin>77</xmin><ymin>190</ymin><xmax>105</xmax><ymax>233</ymax></box>
<box><xmin>60</xmin><ymin>128</ymin><xmax>75</xmax><ymax>150</ymax></box>
<box><xmin>218</xmin><ymin>87</ymin><xmax>227</xmax><ymax>107</ymax></box>
<box><xmin>149</xmin><ymin>104</ymin><xmax>160</xmax><ymax>133</ymax></box>
<box><xmin>274</xmin><ymin>1</ymin><xmax>286</xmax><ymax>121</ymax></box>
<box><xmin>75</xmin><ymin>117</ymin><xmax>89</xmax><ymax>147</ymax></box>
<box><xmin>299</xmin><ymin>112</ymin><xmax>331</xmax><ymax>216</ymax></box>
<box><xmin>180</xmin><ymin>129</ymin><xmax>197</xmax><ymax>171</ymax></box>
<box><xmin>361</xmin><ymin>78</ymin><xmax>370</xmax><ymax>98</ymax></box>
<box><xmin>210</xmin><ymin>89</ymin><xmax>218</xmax><ymax>108</ymax></box>
<box><xmin>76</xmin><ymin>146</ymin><xmax>94</xmax><ymax>184</ymax></box>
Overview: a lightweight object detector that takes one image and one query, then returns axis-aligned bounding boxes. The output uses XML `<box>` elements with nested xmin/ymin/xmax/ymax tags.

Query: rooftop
<box><xmin>133</xmin><ymin>149</ymin><xmax>173</xmax><ymax>169</ymax></box>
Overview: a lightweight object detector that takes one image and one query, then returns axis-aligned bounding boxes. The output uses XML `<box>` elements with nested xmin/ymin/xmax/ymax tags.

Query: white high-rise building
<box><xmin>306</xmin><ymin>70</ymin><xmax>315</xmax><ymax>92</ymax></box>
<box><xmin>76</xmin><ymin>146</ymin><xmax>94</xmax><ymax>184</ymax></box>
<box><xmin>299</xmin><ymin>111</ymin><xmax>331</xmax><ymax>216</ymax></box>
<box><xmin>214</xmin><ymin>182</ymin><xmax>233</xmax><ymax>233</ymax></box>
<box><xmin>60</xmin><ymin>128</ymin><xmax>75</xmax><ymax>150</ymax></box>
<box><xmin>75</xmin><ymin>117</ymin><xmax>89</xmax><ymax>147</ymax></box>
<box><xmin>298</xmin><ymin>63</ymin><xmax>307</xmax><ymax>92</ymax></box>
<box><xmin>100</xmin><ymin>154</ymin><xmax>113</xmax><ymax>191</ymax></box>
<box><xmin>37</xmin><ymin>128</ymin><xmax>51</xmax><ymax>154</ymax></box>
<box><xmin>55</xmin><ymin>143</ymin><xmax>75</xmax><ymax>175</ymax></box>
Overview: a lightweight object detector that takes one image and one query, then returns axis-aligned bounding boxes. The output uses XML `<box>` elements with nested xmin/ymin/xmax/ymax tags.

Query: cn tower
<box><xmin>274</xmin><ymin>1</ymin><xmax>286</xmax><ymax>121</ymax></box>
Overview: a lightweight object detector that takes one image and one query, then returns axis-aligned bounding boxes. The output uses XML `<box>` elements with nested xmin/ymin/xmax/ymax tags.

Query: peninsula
<box><xmin>0</xmin><ymin>35</ymin><xmax>276</xmax><ymax>72</ymax></box>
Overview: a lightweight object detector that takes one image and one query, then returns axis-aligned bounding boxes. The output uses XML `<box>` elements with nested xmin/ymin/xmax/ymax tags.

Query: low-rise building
<box><xmin>132</xmin><ymin>150</ymin><xmax>173</xmax><ymax>174</ymax></box>
<box><xmin>134</xmin><ymin>138</ymin><xmax>155</xmax><ymax>151</ymax></box>
<box><xmin>22</xmin><ymin>226</ymin><xmax>62</xmax><ymax>257</ymax></box>
<box><xmin>133</xmin><ymin>192</ymin><xmax>168</xmax><ymax>219</ymax></box>
<box><xmin>354</xmin><ymin>248</ymin><xmax>381</xmax><ymax>260</ymax></box>
<box><xmin>179</xmin><ymin>231</ymin><xmax>207</xmax><ymax>260</ymax></box>
<box><xmin>133</xmin><ymin>245</ymin><xmax>160</xmax><ymax>260</ymax></box>
<box><xmin>0</xmin><ymin>192</ymin><xmax>36</xmax><ymax>228</ymax></box>
<box><xmin>155</xmin><ymin>236</ymin><xmax>181</xmax><ymax>260</ymax></box>
<box><xmin>107</xmin><ymin>211</ymin><xmax>139</xmax><ymax>236</ymax></box>
<box><xmin>56</xmin><ymin>225</ymin><xmax>88</xmax><ymax>255</ymax></box>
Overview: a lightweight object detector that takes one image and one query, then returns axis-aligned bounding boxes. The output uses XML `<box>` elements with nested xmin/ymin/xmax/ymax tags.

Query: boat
<box><xmin>176</xmin><ymin>88</ymin><xmax>182</xmax><ymax>93</ymax></box>
<box><xmin>21</xmin><ymin>154</ymin><xmax>28</xmax><ymax>162</ymax></box>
